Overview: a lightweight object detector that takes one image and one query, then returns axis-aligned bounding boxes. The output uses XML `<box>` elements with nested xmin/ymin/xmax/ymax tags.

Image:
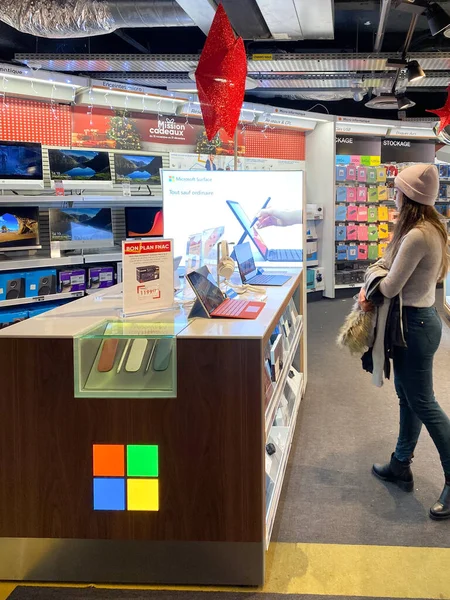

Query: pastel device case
<box><xmin>98</xmin><ymin>339</ymin><xmax>119</xmax><ymax>372</ymax></box>
<box><xmin>125</xmin><ymin>339</ymin><xmax>148</xmax><ymax>372</ymax></box>
<box><xmin>153</xmin><ymin>339</ymin><xmax>173</xmax><ymax>371</ymax></box>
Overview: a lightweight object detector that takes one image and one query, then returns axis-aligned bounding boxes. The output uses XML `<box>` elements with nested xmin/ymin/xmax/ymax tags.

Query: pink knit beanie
<box><xmin>394</xmin><ymin>164</ymin><xmax>439</xmax><ymax>206</ymax></box>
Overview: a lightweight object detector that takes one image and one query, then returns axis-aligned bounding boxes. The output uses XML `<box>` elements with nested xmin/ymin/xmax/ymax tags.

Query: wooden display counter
<box><xmin>0</xmin><ymin>271</ymin><xmax>306</xmax><ymax>586</ymax></box>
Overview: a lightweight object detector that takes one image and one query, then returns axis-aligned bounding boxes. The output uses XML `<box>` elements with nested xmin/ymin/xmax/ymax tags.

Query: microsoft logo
<box><xmin>168</xmin><ymin>175</ymin><xmax>175</xmax><ymax>182</ymax></box>
<box><xmin>93</xmin><ymin>444</ymin><xmax>159</xmax><ymax>511</ymax></box>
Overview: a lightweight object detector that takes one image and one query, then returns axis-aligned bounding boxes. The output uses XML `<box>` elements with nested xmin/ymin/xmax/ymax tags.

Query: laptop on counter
<box><xmin>227</xmin><ymin>200</ymin><xmax>303</xmax><ymax>263</ymax></box>
<box><xmin>186</xmin><ymin>266</ymin><xmax>265</xmax><ymax>320</ymax></box>
<box><xmin>234</xmin><ymin>242</ymin><xmax>291</xmax><ymax>286</ymax></box>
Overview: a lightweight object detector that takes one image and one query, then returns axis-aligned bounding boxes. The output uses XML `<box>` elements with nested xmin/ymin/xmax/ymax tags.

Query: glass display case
<box><xmin>74</xmin><ymin>320</ymin><xmax>184</xmax><ymax>398</ymax></box>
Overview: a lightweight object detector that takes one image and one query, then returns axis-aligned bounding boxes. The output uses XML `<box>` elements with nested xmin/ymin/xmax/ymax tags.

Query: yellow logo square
<box><xmin>127</xmin><ymin>478</ymin><xmax>159</xmax><ymax>511</ymax></box>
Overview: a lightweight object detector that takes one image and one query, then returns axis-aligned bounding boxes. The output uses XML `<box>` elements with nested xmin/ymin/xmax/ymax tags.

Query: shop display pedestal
<box><xmin>0</xmin><ymin>272</ymin><xmax>305</xmax><ymax>586</ymax></box>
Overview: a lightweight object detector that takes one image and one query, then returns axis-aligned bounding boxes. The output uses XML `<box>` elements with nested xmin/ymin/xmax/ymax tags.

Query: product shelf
<box><xmin>0</xmin><ymin>290</ymin><xmax>84</xmax><ymax>309</ymax></box>
<box><xmin>83</xmin><ymin>251</ymin><xmax>123</xmax><ymax>264</ymax></box>
<box><xmin>265</xmin><ymin>316</ymin><xmax>303</xmax><ymax>436</ymax></box>
<box><xmin>265</xmin><ymin>371</ymin><xmax>304</xmax><ymax>548</ymax></box>
<box><xmin>0</xmin><ymin>255</ymin><xmax>85</xmax><ymax>272</ymax></box>
<box><xmin>0</xmin><ymin>195</ymin><xmax>162</xmax><ymax>206</ymax></box>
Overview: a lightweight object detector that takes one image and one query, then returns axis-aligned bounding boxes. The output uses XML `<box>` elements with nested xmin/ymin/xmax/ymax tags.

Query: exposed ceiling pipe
<box><xmin>374</xmin><ymin>0</ymin><xmax>392</xmax><ymax>53</ymax></box>
<box><xmin>368</xmin><ymin>0</ymin><xmax>392</xmax><ymax>98</ymax></box>
<box><xmin>403</xmin><ymin>13</ymin><xmax>419</xmax><ymax>53</ymax></box>
<box><xmin>0</xmin><ymin>0</ymin><xmax>194</xmax><ymax>39</ymax></box>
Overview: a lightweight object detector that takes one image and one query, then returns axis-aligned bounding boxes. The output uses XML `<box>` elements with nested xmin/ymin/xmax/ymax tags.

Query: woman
<box><xmin>359</xmin><ymin>163</ymin><xmax>450</xmax><ymax>520</ymax></box>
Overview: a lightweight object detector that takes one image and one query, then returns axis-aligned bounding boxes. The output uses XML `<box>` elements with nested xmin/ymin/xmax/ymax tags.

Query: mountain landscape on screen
<box><xmin>49</xmin><ymin>208</ymin><xmax>113</xmax><ymax>243</ymax></box>
<box><xmin>48</xmin><ymin>149</ymin><xmax>111</xmax><ymax>181</ymax></box>
<box><xmin>114</xmin><ymin>154</ymin><xmax>162</xmax><ymax>184</ymax></box>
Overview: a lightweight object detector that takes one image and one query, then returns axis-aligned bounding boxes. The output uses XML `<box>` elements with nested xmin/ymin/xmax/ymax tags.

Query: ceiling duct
<box><xmin>0</xmin><ymin>0</ymin><xmax>194</xmax><ymax>38</ymax></box>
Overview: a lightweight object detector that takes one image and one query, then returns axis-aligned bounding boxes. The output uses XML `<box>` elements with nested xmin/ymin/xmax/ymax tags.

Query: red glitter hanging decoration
<box><xmin>195</xmin><ymin>4</ymin><xmax>247</xmax><ymax>141</ymax></box>
<box><xmin>427</xmin><ymin>86</ymin><xmax>450</xmax><ymax>133</ymax></box>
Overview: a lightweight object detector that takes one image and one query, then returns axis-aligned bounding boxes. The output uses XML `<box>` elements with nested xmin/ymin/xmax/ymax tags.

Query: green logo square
<box><xmin>127</xmin><ymin>445</ymin><xmax>159</xmax><ymax>477</ymax></box>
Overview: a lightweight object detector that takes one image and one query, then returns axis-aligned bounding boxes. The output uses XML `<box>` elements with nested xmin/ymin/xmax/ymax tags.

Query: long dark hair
<box><xmin>385</xmin><ymin>194</ymin><xmax>449</xmax><ymax>281</ymax></box>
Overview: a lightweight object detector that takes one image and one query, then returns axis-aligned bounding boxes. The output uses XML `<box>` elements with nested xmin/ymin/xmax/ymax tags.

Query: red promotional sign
<box><xmin>71</xmin><ymin>105</ymin><xmax>305</xmax><ymax>160</ymax></box>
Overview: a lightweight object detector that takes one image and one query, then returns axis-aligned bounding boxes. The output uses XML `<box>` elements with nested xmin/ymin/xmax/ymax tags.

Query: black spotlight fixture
<box><xmin>407</xmin><ymin>60</ymin><xmax>426</xmax><ymax>82</ymax></box>
<box><xmin>396</xmin><ymin>93</ymin><xmax>416</xmax><ymax>110</ymax></box>
<box><xmin>426</xmin><ymin>2</ymin><xmax>450</xmax><ymax>36</ymax></box>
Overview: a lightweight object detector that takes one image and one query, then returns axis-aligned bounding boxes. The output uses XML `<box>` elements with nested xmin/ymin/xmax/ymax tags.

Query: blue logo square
<box><xmin>93</xmin><ymin>477</ymin><xmax>125</xmax><ymax>511</ymax></box>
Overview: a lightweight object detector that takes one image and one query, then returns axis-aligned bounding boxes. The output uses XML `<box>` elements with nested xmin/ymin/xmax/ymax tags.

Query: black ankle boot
<box><xmin>429</xmin><ymin>476</ymin><xmax>450</xmax><ymax>521</ymax></box>
<box><xmin>372</xmin><ymin>453</ymin><xmax>414</xmax><ymax>492</ymax></box>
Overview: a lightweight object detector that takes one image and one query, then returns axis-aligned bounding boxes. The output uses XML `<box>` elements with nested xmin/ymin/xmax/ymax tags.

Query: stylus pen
<box><xmin>235</xmin><ymin>196</ymin><xmax>271</xmax><ymax>247</ymax></box>
<box><xmin>145</xmin><ymin>340</ymin><xmax>157</xmax><ymax>374</ymax></box>
<box><xmin>116</xmin><ymin>339</ymin><xmax>132</xmax><ymax>374</ymax></box>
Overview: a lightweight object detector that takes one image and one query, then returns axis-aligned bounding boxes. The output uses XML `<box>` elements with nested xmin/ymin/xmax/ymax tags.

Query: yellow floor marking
<box><xmin>0</xmin><ymin>584</ymin><xmax>15</xmax><ymax>600</ymax></box>
<box><xmin>1</xmin><ymin>542</ymin><xmax>450</xmax><ymax>599</ymax></box>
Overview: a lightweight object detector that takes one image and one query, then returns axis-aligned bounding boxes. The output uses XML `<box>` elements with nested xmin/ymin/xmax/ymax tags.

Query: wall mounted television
<box><xmin>0</xmin><ymin>141</ymin><xmax>44</xmax><ymax>189</ymax></box>
<box><xmin>48</xmin><ymin>149</ymin><xmax>112</xmax><ymax>189</ymax></box>
<box><xmin>0</xmin><ymin>206</ymin><xmax>41</xmax><ymax>251</ymax></box>
<box><xmin>124</xmin><ymin>207</ymin><xmax>163</xmax><ymax>239</ymax></box>
<box><xmin>114</xmin><ymin>153</ymin><xmax>162</xmax><ymax>185</ymax></box>
<box><xmin>49</xmin><ymin>208</ymin><xmax>114</xmax><ymax>250</ymax></box>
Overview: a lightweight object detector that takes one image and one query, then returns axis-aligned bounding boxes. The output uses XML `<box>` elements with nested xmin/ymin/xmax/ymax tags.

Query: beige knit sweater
<box><xmin>380</xmin><ymin>221</ymin><xmax>443</xmax><ymax>307</ymax></box>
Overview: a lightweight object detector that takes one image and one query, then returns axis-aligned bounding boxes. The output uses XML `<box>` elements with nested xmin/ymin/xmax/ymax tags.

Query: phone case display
<box><xmin>367</xmin><ymin>167</ymin><xmax>377</xmax><ymax>184</ymax></box>
<box><xmin>357</xmin><ymin>186</ymin><xmax>367</xmax><ymax>202</ymax></box>
<box><xmin>358</xmin><ymin>225</ymin><xmax>368</xmax><ymax>241</ymax></box>
<box><xmin>368</xmin><ymin>244</ymin><xmax>379</xmax><ymax>260</ymax></box>
<box><xmin>346</xmin><ymin>165</ymin><xmax>356</xmax><ymax>181</ymax></box>
<box><xmin>347</xmin><ymin>205</ymin><xmax>358</xmax><ymax>221</ymax></box>
<box><xmin>357</xmin><ymin>166</ymin><xmax>367</xmax><ymax>182</ymax></box>
<box><xmin>336</xmin><ymin>166</ymin><xmax>347</xmax><ymax>181</ymax></box>
<box><xmin>335</xmin><ymin>161</ymin><xmax>401</xmax><ymax>287</ymax></box>
<box><xmin>377</xmin><ymin>206</ymin><xmax>389</xmax><ymax>222</ymax></box>
<box><xmin>347</xmin><ymin>187</ymin><xmax>357</xmax><ymax>203</ymax></box>
<box><xmin>357</xmin><ymin>206</ymin><xmax>368</xmax><ymax>222</ymax></box>
<box><xmin>377</xmin><ymin>186</ymin><xmax>388</xmax><ymax>201</ymax></box>
<box><xmin>337</xmin><ymin>245</ymin><xmax>348</xmax><ymax>260</ymax></box>
<box><xmin>378</xmin><ymin>223</ymin><xmax>389</xmax><ymax>240</ymax></box>
<box><xmin>74</xmin><ymin>320</ymin><xmax>180</xmax><ymax>398</ymax></box>
<box><xmin>335</xmin><ymin>205</ymin><xmax>347</xmax><ymax>221</ymax></box>
<box><xmin>348</xmin><ymin>245</ymin><xmax>358</xmax><ymax>260</ymax></box>
<box><xmin>358</xmin><ymin>244</ymin><xmax>368</xmax><ymax>260</ymax></box>
<box><xmin>336</xmin><ymin>226</ymin><xmax>346</xmax><ymax>241</ymax></box>
<box><xmin>336</xmin><ymin>186</ymin><xmax>347</xmax><ymax>203</ymax></box>
<box><xmin>346</xmin><ymin>225</ymin><xmax>358</xmax><ymax>241</ymax></box>
<box><xmin>368</xmin><ymin>187</ymin><xmax>378</xmax><ymax>203</ymax></box>
<box><xmin>376</xmin><ymin>167</ymin><xmax>387</xmax><ymax>182</ymax></box>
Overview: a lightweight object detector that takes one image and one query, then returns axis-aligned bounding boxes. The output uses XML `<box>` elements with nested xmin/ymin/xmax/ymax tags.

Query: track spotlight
<box><xmin>406</xmin><ymin>60</ymin><xmax>426</xmax><ymax>82</ymax></box>
<box><xmin>396</xmin><ymin>93</ymin><xmax>416</xmax><ymax>110</ymax></box>
<box><xmin>426</xmin><ymin>2</ymin><xmax>450</xmax><ymax>36</ymax></box>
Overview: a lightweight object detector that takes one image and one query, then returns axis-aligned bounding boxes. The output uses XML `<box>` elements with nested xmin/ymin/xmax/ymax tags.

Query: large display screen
<box><xmin>124</xmin><ymin>207</ymin><xmax>163</xmax><ymax>238</ymax></box>
<box><xmin>114</xmin><ymin>154</ymin><xmax>162</xmax><ymax>185</ymax></box>
<box><xmin>163</xmin><ymin>170</ymin><xmax>303</xmax><ymax>264</ymax></box>
<box><xmin>48</xmin><ymin>149</ymin><xmax>111</xmax><ymax>182</ymax></box>
<box><xmin>49</xmin><ymin>207</ymin><xmax>113</xmax><ymax>249</ymax></box>
<box><xmin>0</xmin><ymin>206</ymin><xmax>40</xmax><ymax>250</ymax></box>
<box><xmin>0</xmin><ymin>141</ymin><xmax>43</xmax><ymax>181</ymax></box>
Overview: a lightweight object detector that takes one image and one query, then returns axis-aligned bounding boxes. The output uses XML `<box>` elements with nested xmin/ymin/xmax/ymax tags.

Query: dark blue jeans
<box><xmin>394</xmin><ymin>306</ymin><xmax>450</xmax><ymax>475</ymax></box>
